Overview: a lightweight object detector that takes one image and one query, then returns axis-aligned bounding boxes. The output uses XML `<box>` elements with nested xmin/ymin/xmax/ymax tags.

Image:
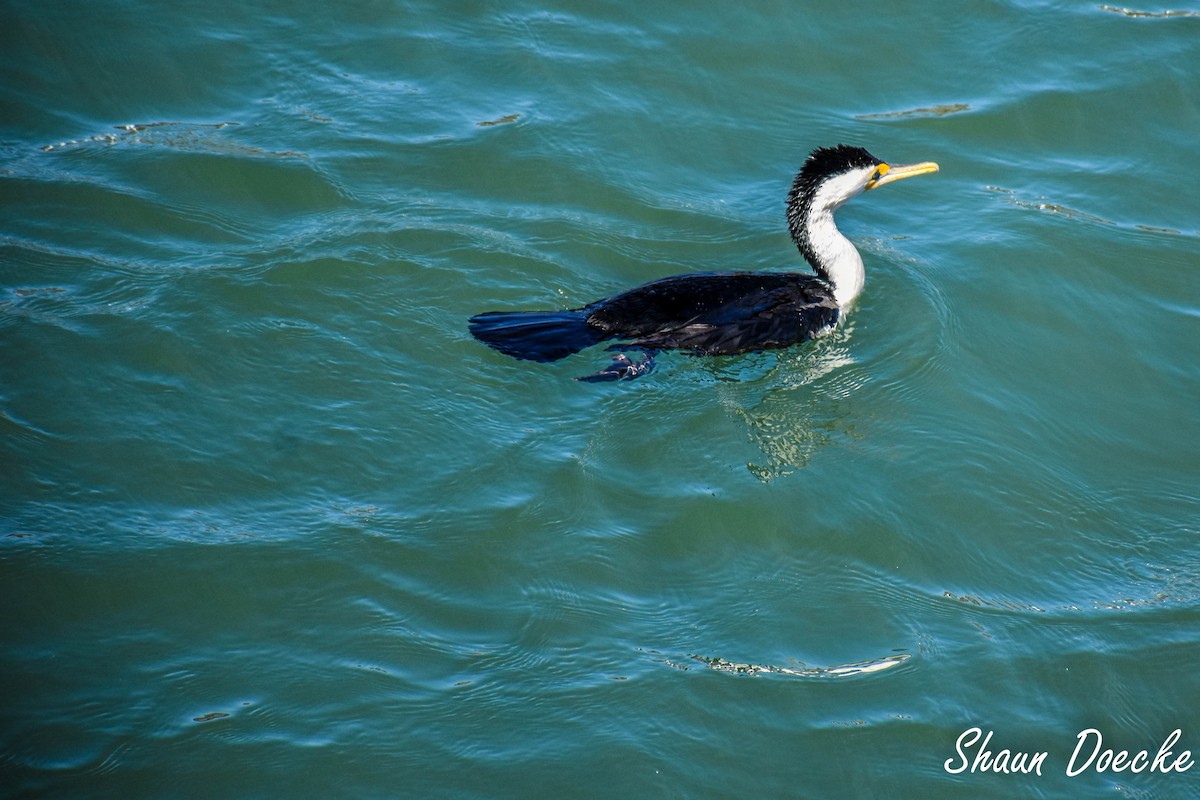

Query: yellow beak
<box><xmin>865</xmin><ymin>160</ymin><xmax>940</xmax><ymax>191</ymax></box>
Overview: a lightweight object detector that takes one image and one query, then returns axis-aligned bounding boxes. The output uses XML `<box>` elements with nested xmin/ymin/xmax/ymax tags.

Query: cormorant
<box><xmin>469</xmin><ymin>144</ymin><xmax>938</xmax><ymax>381</ymax></box>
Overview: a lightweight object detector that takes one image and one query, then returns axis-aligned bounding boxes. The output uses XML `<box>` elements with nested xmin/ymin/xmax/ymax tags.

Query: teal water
<box><xmin>3</xmin><ymin>0</ymin><xmax>1199</xmax><ymax>797</ymax></box>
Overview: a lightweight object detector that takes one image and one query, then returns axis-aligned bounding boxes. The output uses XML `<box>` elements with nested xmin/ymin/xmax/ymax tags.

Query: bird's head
<box><xmin>785</xmin><ymin>144</ymin><xmax>939</xmax><ymax>302</ymax></box>
<box><xmin>792</xmin><ymin>144</ymin><xmax>940</xmax><ymax>211</ymax></box>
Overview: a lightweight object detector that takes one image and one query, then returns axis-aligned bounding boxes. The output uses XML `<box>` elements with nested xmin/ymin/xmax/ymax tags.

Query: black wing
<box><xmin>585</xmin><ymin>271</ymin><xmax>838</xmax><ymax>355</ymax></box>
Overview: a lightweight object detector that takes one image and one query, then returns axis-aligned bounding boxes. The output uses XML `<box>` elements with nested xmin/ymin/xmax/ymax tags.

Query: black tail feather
<box><xmin>468</xmin><ymin>309</ymin><xmax>606</xmax><ymax>363</ymax></box>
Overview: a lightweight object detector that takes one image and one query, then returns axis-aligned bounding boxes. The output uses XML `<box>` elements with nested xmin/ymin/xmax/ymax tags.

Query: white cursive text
<box><xmin>1066</xmin><ymin>728</ymin><xmax>1193</xmax><ymax>777</ymax></box>
<box><xmin>944</xmin><ymin>727</ymin><xmax>1194</xmax><ymax>778</ymax></box>
<box><xmin>944</xmin><ymin>728</ymin><xmax>1047</xmax><ymax>776</ymax></box>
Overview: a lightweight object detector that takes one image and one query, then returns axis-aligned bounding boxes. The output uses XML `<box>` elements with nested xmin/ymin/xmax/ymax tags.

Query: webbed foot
<box><xmin>576</xmin><ymin>352</ymin><xmax>656</xmax><ymax>382</ymax></box>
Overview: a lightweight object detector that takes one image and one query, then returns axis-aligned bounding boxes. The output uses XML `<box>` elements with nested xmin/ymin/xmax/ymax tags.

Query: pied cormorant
<box><xmin>469</xmin><ymin>144</ymin><xmax>939</xmax><ymax>381</ymax></box>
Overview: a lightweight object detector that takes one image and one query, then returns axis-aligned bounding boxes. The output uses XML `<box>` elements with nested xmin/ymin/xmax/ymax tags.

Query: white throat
<box><xmin>805</xmin><ymin>168</ymin><xmax>871</xmax><ymax>307</ymax></box>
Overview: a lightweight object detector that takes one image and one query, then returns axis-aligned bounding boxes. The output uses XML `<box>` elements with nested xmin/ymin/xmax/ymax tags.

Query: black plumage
<box><xmin>468</xmin><ymin>271</ymin><xmax>837</xmax><ymax>366</ymax></box>
<box><xmin>585</xmin><ymin>270</ymin><xmax>838</xmax><ymax>354</ymax></box>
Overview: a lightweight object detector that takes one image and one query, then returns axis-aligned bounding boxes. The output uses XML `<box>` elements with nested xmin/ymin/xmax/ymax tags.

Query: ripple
<box><xmin>38</xmin><ymin>121</ymin><xmax>271</xmax><ymax>155</ymax></box>
<box><xmin>682</xmin><ymin>652</ymin><xmax>911</xmax><ymax>679</ymax></box>
<box><xmin>1098</xmin><ymin>5</ymin><xmax>1200</xmax><ymax>18</ymax></box>
<box><xmin>984</xmin><ymin>185</ymin><xmax>1196</xmax><ymax>236</ymax></box>
<box><xmin>856</xmin><ymin>103</ymin><xmax>972</xmax><ymax>119</ymax></box>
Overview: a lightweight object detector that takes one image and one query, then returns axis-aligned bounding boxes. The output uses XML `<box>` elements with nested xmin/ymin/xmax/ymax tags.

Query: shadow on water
<box><xmin>698</xmin><ymin>329</ymin><xmax>862</xmax><ymax>482</ymax></box>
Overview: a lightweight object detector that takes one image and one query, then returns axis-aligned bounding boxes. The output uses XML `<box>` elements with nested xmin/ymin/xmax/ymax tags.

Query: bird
<box><xmin>468</xmin><ymin>144</ymin><xmax>938</xmax><ymax>381</ymax></box>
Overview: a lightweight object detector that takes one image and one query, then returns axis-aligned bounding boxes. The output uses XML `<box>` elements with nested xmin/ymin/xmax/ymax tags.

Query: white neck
<box><xmin>807</xmin><ymin>207</ymin><xmax>865</xmax><ymax>307</ymax></box>
<box><xmin>805</xmin><ymin>170</ymin><xmax>869</xmax><ymax>307</ymax></box>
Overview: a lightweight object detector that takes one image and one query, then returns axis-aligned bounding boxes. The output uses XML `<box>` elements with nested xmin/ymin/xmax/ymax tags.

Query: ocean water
<box><xmin>2</xmin><ymin>0</ymin><xmax>1198</xmax><ymax>797</ymax></box>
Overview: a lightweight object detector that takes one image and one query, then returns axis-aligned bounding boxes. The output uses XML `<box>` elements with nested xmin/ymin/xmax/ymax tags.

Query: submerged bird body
<box><xmin>469</xmin><ymin>145</ymin><xmax>938</xmax><ymax>381</ymax></box>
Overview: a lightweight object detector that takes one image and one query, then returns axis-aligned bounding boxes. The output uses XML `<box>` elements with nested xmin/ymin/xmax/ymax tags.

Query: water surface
<box><xmin>2</xmin><ymin>0</ymin><xmax>1199</xmax><ymax>797</ymax></box>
